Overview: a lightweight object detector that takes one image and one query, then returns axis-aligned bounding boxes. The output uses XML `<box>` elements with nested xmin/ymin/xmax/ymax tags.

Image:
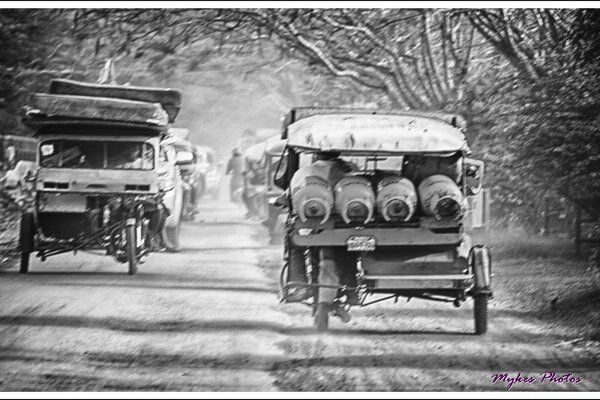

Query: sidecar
<box><xmin>18</xmin><ymin>79</ymin><xmax>182</xmax><ymax>274</ymax></box>
<box><xmin>277</xmin><ymin>108</ymin><xmax>492</xmax><ymax>334</ymax></box>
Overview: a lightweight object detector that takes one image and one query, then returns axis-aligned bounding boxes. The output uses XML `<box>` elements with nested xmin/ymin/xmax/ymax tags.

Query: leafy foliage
<box><xmin>3</xmin><ymin>8</ymin><xmax>600</xmax><ymax>225</ymax></box>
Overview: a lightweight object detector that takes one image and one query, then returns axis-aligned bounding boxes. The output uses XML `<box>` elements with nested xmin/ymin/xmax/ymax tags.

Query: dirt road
<box><xmin>0</xmin><ymin>200</ymin><xmax>598</xmax><ymax>392</ymax></box>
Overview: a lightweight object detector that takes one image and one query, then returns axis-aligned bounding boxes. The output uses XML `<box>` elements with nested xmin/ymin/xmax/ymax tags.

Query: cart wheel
<box><xmin>126</xmin><ymin>223</ymin><xmax>137</xmax><ymax>275</ymax></box>
<box><xmin>474</xmin><ymin>294</ymin><xmax>488</xmax><ymax>335</ymax></box>
<box><xmin>20</xmin><ymin>253</ymin><xmax>30</xmax><ymax>274</ymax></box>
<box><xmin>314</xmin><ymin>302</ymin><xmax>330</xmax><ymax>332</ymax></box>
<box><xmin>19</xmin><ymin>212</ymin><xmax>34</xmax><ymax>274</ymax></box>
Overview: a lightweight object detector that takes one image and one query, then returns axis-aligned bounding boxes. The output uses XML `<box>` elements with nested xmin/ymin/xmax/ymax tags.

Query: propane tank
<box><xmin>334</xmin><ymin>175</ymin><xmax>376</xmax><ymax>224</ymax></box>
<box><xmin>290</xmin><ymin>164</ymin><xmax>335</xmax><ymax>223</ymax></box>
<box><xmin>376</xmin><ymin>175</ymin><xmax>418</xmax><ymax>222</ymax></box>
<box><xmin>403</xmin><ymin>154</ymin><xmax>462</xmax><ymax>185</ymax></box>
<box><xmin>418</xmin><ymin>174</ymin><xmax>465</xmax><ymax>220</ymax></box>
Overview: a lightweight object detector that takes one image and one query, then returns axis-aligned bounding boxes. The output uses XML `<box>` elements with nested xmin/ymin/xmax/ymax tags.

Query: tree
<box><xmin>466</xmin><ymin>9</ymin><xmax>600</xmax><ymax>219</ymax></box>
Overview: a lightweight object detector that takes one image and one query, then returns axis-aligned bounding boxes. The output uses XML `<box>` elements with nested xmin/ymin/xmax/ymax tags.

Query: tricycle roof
<box><xmin>23</xmin><ymin>93</ymin><xmax>169</xmax><ymax>131</ymax></box>
<box><xmin>286</xmin><ymin>113</ymin><xmax>469</xmax><ymax>155</ymax></box>
<box><xmin>244</xmin><ymin>141</ymin><xmax>265</xmax><ymax>163</ymax></box>
<box><xmin>264</xmin><ymin>135</ymin><xmax>286</xmax><ymax>155</ymax></box>
<box><xmin>49</xmin><ymin>79</ymin><xmax>182</xmax><ymax>123</ymax></box>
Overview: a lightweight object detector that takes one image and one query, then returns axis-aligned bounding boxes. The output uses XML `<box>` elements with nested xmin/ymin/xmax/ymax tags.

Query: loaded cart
<box><xmin>276</xmin><ymin>108</ymin><xmax>493</xmax><ymax>334</ymax></box>
<box><xmin>18</xmin><ymin>79</ymin><xmax>182</xmax><ymax>275</ymax></box>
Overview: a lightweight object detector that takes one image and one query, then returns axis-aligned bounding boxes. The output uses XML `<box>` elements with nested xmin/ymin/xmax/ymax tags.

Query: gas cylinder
<box><xmin>376</xmin><ymin>175</ymin><xmax>418</xmax><ymax>222</ymax></box>
<box><xmin>403</xmin><ymin>154</ymin><xmax>462</xmax><ymax>185</ymax></box>
<box><xmin>418</xmin><ymin>174</ymin><xmax>465</xmax><ymax>220</ymax></box>
<box><xmin>334</xmin><ymin>175</ymin><xmax>376</xmax><ymax>224</ymax></box>
<box><xmin>290</xmin><ymin>164</ymin><xmax>335</xmax><ymax>223</ymax></box>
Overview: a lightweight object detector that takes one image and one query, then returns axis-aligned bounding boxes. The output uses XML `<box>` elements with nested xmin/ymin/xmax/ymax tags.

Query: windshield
<box><xmin>39</xmin><ymin>140</ymin><xmax>154</xmax><ymax>170</ymax></box>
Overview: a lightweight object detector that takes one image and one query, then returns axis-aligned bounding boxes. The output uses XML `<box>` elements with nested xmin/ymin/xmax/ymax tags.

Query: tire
<box><xmin>163</xmin><ymin>223</ymin><xmax>181</xmax><ymax>252</ymax></box>
<box><xmin>19</xmin><ymin>212</ymin><xmax>34</xmax><ymax>274</ymax></box>
<box><xmin>20</xmin><ymin>253</ymin><xmax>30</xmax><ymax>274</ymax></box>
<box><xmin>314</xmin><ymin>302</ymin><xmax>330</xmax><ymax>332</ymax></box>
<box><xmin>126</xmin><ymin>223</ymin><xmax>137</xmax><ymax>275</ymax></box>
<box><xmin>474</xmin><ymin>294</ymin><xmax>488</xmax><ymax>335</ymax></box>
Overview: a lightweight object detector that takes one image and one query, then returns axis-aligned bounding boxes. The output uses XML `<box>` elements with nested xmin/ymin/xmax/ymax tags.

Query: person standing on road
<box><xmin>226</xmin><ymin>148</ymin><xmax>244</xmax><ymax>203</ymax></box>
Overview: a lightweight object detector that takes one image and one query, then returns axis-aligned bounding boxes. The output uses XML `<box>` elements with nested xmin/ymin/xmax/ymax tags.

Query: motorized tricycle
<box><xmin>276</xmin><ymin>108</ymin><xmax>492</xmax><ymax>334</ymax></box>
<box><xmin>18</xmin><ymin>78</ymin><xmax>183</xmax><ymax>275</ymax></box>
<box><xmin>241</xmin><ymin>136</ymin><xmax>287</xmax><ymax>239</ymax></box>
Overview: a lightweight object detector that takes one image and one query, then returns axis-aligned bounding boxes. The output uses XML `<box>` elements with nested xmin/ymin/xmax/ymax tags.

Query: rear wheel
<box><xmin>125</xmin><ymin>223</ymin><xmax>137</xmax><ymax>275</ymax></box>
<box><xmin>474</xmin><ymin>294</ymin><xmax>488</xmax><ymax>335</ymax></box>
<box><xmin>19</xmin><ymin>212</ymin><xmax>34</xmax><ymax>274</ymax></box>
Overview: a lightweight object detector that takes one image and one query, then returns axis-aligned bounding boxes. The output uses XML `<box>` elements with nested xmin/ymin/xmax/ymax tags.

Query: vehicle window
<box><xmin>40</xmin><ymin>140</ymin><xmax>154</xmax><ymax>170</ymax></box>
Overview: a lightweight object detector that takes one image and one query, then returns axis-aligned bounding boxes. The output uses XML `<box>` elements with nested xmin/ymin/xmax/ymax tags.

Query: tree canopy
<box><xmin>3</xmin><ymin>7</ymin><xmax>600</xmax><ymax>225</ymax></box>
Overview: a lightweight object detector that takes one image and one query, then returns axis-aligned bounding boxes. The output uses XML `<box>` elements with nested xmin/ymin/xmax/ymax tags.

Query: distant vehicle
<box><xmin>242</xmin><ymin>135</ymin><xmax>286</xmax><ymax>243</ymax></box>
<box><xmin>194</xmin><ymin>145</ymin><xmax>222</xmax><ymax>200</ymax></box>
<box><xmin>1</xmin><ymin>160</ymin><xmax>36</xmax><ymax>190</ymax></box>
<box><xmin>18</xmin><ymin>78</ymin><xmax>183</xmax><ymax>274</ymax></box>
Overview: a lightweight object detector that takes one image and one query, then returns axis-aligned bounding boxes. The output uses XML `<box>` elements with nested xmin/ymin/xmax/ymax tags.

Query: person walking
<box><xmin>226</xmin><ymin>148</ymin><xmax>244</xmax><ymax>203</ymax></box>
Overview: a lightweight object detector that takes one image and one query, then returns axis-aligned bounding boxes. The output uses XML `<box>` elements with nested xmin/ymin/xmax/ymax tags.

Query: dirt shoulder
<box><xmin>0</xmin><ymin>199</ymin><xmax>21</xmax><ymax>272</ymax></box>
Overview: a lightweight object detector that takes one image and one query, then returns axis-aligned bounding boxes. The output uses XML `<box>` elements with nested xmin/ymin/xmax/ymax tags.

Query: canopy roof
<box><xmin>264</xmin><ymin>135</ymin><xmax>286</xmax><ymax>155</ymax></box>
<box><xmin>286</xmin><ymin>113</ymin><xmax>469</xmax><ymax>154</ymax></box>
<box><xmin>244</xmin><ymin>135</ymin><xmax>286</xmax><ymax>165</ymax></box>
<box><xmin>49</xmin><ymin>79</ymin><xmax>182</xmax><ymax>123</ymax></box>
<box><xmin>244</xmin><ymin>142</ymin><xmax>265</xmax><ymax>163</ymax></box>
<box><xmin>23</xmin><ymin>94</ymin><xmax>169</xmax><ymax>132</ymax></box>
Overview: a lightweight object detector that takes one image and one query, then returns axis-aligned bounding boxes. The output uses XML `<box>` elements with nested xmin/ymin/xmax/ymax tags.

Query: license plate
<box><xmin>346</xmin><ymin>235</ymin><xmax>376</xmax><ymax>251</ymax></box>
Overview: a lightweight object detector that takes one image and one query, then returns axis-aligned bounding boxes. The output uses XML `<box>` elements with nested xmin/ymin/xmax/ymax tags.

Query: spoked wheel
<box><xmin>125</xmin><ymin>222</ymin><xmax>138</xmax><ymax>275</ymax></box>
<box><xmin>19</xmin><ymin>212</ymin><xmax>34</xmax><ymax>274</ymax></box>
<box><xmin>474</xmin><ymin>294</ymin><xmax>488</xmax><ymax>335</ymax></box>
<box><xmin>314</xmin><ymin>302</ymin><xmax>330</xmax><ymax>332</ymax></box>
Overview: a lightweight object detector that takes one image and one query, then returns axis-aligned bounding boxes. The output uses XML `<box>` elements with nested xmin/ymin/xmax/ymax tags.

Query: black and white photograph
<box><xmin>0</xmin><ymin>1</ymin><xmax>599</xmax><ymax>396</ymax></box>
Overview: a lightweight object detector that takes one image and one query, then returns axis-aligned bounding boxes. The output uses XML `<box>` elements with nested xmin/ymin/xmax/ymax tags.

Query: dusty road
<box><xmin>0</xmin><ymin>199</ymin><xmax>599</xmax><ymax>392</ymax></box>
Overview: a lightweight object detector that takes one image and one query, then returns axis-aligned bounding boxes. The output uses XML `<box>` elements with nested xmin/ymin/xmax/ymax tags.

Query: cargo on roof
<box><xmin>23</xmin><ymin>93</ymin><xmax>169</xmax><ymax>131</ymax></box>
<box><xmin>49</xmin><ymin>79</ymin><xmax>183</xmax><ymax>123</ymax></box>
